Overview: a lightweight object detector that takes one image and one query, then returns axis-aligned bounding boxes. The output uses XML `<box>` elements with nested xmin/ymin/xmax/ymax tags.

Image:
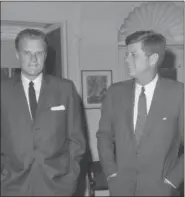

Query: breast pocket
<box><xmin>159</xmin><ymin>116</ymin><xmax>177</xmax><ymax>129</ymax></box>
<box><xmin>50</xmin><ymin>109</ymin><xmax>67</xmax><ymax>126</ymax></box>
<box><xmin>157</xmin><ymin>115</ymin><xmax>178</xmax><ymax>144</ymax></box>
<box><xmin>40</xmin><ymin>107</ymin><xmax>67</xmax><ymax>134</ymax></box>
<box><xmin>38</xmin><ymin>109</ymin><xmax>68</xmax><ymax>146</ymax></box>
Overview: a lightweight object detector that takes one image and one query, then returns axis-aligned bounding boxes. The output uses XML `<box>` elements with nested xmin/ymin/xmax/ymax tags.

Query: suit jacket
<box><xmin>97</xmin><ymin>77</ymin><xmax>184</xmax><ymax>196</ymax></box>
<box><xmin>1</xmin><ymin>74</ymin><xmax>86</xmax><ymax>196</ymax></box>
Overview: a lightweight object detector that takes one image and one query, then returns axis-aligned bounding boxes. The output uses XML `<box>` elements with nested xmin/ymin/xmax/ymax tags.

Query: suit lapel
<box><xmin>138</xmin><ymin>77</ymin><xmax>165</xmax><ymax>145</ymax></box>
<box><xmin>14</xmin><ymin>75</ymin><xmax>32</xmax><ymax>124</ymax></box>
<box><xmin>35</xmin><ymin>75</ymin><xmax>50</xmax><ymax>120</ymax></box>
<box><xmin>13</xmin><ymin>74</ymin><xmax>51</xmax><ymax>125</ymax></box>
<box><xmin>122</xmin><ymin>79</ymin><xmax>138</xmax><ymax>148</ymax></box>
<box><xmin>125</xmin><ymin>80</ymin><xmax>135</xmax><ymax>134</ymax></box>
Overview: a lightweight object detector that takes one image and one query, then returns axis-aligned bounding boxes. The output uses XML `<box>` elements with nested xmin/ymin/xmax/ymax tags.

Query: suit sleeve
<box><xmin>1</xmin><ymin>101</ymin><xmax>4</xmax><ymax>175</ymax></box>
<box><xmin>166</xmin><ymin>85</ymin><xmax>184</xmax><ymax>188</ymax></box>
<box><xmin>62</xmin><ymin>82</ymin><xmax>86</xmax><ymax>195</ymax></box>
<box><xmin>96</xmin><ymin>87</ymin><xmax>117</xmax><ymax>178</ymax></box>
<box><xmin>1</xmin><ymin>83</ymin><xmax>6</xmax><ymax>179</ymax></box>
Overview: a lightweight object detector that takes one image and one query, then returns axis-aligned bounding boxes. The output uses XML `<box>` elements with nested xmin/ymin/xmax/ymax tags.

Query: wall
<box><xmin>1</xmin><ymin>2</ymin><xmax>82</xmax><ymax>89</ymax></box>
<box><xmin>1</xmin><ymin>1</ymin><xmax>184</xmax><ymax>161</ymax></box>
<box><xmin>79</xmin><ymin>1</ymin><xmax>144</xmax><ymax>160</ymax></box>
<box><xmin>1</xmin><ymin>40</ymin><xmax>20</xmax><ymax>67</ymax></box>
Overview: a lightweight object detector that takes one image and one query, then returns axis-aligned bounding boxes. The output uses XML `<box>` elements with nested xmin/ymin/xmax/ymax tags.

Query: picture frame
<box><xmin>81</xmin><ymin>70</ymin><xmax>113</xmax><ymax>109</ymax></box>
<box><xmin>1</xmin><ymin>68</ymin><xmax>10</xmax><ymax>80</ymax></box>
<box><xmin>10</xmin><ymin>68</ymin><xmax>21</xmax><ymax>77</ymax></box>
<box><xmin>1</xmin><ymin>67</ymin><xmax>21</xmax><ymax>80</ymax></box>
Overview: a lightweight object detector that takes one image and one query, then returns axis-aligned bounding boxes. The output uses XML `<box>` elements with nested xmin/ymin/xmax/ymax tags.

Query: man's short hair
<box><xmin>15</xmin><ymin>28</ymin><xmax>48</xmax><ymax>52</ymax></box>
<box><xmin>125</xmin><ymin>30</ymin><xmax>166</xmax><ymax>67</ymax></box>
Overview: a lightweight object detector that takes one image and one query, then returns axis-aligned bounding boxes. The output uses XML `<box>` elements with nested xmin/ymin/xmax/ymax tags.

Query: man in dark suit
<box><xmin>97</xmin><ymin>31</ymin><xmax>184</xmax><ymax>196</ymax></box>
<box><xmin>1</xmin><ymin>29</ymin><xmax>86</xmax><ymax>196</ymax></box>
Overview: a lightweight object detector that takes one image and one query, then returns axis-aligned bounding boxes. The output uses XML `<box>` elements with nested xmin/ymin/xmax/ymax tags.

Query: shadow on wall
<box><xmin>159</xmin><ymin>49</ymin><xmax>184</xmax><ymax>196</ymax></box>
<box><xmin>73</xmin><ymin>94</ymin><xmax>93</xmax><ymax>196</ymax></box>
<box><xmin>158</xmin><ymin>49</ymin><xmax>177</xmax><ymax>80</ymax></box>
<box><xmin>44</xmin><ymin>45</ymin><xmax>56</xmax><ymax>76</ymax></box>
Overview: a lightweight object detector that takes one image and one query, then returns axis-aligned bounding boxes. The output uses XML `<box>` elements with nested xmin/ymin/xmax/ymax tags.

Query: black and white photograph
<box><xmin>82</xmin><ymin>70</ymin><xmax>112</xmax><ymax>108</ymax></box>
<box><xmin>1</xmin><ymin>1</ymin><xmax>184</xmax><ymax>197</ymax></box>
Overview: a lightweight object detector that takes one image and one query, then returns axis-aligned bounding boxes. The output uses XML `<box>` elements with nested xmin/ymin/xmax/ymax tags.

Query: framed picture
<box><xmin>81</xmin><ymin>70</ymin><xmax>113</xmax><ymax>109</ymax></box>
<box><xmin>1</xmin><ymin>68</ymin><xmax>10</xmax><ymax>80</ymax></box>
<box><xmin>1</xmin><ymin>67</ymin><xmax>21</xmax><ymax>80</ymax></box>
<box><xmin>10</xmin><ymin>68</ymin><xmax>21</xmax><ymax>77</ymax></box>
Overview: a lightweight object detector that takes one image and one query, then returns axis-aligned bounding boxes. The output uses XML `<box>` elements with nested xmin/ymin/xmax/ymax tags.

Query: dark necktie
<box><xmin>135</xmin><ymin>86</ymin><xmax>147</xmax><ymax>145</ymax></box>
<box><xmin>29</xmin><ymin>81</ymin><xmax>37</xmax><ymax>119</ymax></box>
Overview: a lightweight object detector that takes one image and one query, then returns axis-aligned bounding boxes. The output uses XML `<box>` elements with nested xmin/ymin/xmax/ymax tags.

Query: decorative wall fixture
<box><xmin>118</xmin><ymin>2</ymin><xmax>184</xmax><ymax>45</ymax></box>
<box><xmin>81</xmin><ymin>70</ymin><xmax>112</xmax><ymax>109</ymax></box>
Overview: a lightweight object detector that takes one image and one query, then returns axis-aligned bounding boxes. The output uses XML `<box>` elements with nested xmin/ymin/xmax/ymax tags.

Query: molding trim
<box><xmin>118</xmin><ymin>2</ymin><xmax>184</xmax><ymax>45</ymax></box>
<box><xmin>1</xmin><ymin>24</ymin><xmax>48</xmax><ymax>40</ymax></box>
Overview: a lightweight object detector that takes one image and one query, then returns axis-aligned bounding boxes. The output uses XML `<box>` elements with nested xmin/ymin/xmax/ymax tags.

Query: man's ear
<box><xmin>149</xmin><ymin>53</ymin><xmax>159</xmax><ymax>68</ymax></box>
<box><xmin>44</xmin><ymin>52</ymin><xmax>47</xmax><ymax>61</ymax></box>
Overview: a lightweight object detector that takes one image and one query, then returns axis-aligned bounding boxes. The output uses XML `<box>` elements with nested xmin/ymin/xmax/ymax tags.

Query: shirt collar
<box><xmin>21</xmin><ymin>72</ymin><xmax>43</xmax><ymax>87</ymax></box>
<box><xmin>136</xmin><ymin>74</ymin><xmax>159</xmax><ymax>92</ymax></box>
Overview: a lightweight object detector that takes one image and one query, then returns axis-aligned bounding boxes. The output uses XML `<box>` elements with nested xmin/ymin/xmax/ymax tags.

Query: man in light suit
<box><xmin>97</xmin><ymin>31</ymin><xmax>184</xmax><ymax>196</ymax></box>
<box><xmin>1</xmin><ymin>29</ymin><xmax>86</xmax><ymax>196</ymax></box>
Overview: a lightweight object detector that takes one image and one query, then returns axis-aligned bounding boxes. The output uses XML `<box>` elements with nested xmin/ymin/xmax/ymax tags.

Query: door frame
<box><xmin>1</xmin><ymin>19</ymin><xmax>68</xmax><ymax>79</ymax></box>
<box><xmin>43</xmin><ymin>21</ymin><xmax>68</xmax><ymax>78</ymax></box>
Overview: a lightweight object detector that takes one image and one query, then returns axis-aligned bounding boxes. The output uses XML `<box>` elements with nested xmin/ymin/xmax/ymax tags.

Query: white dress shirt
<box><xmin>133</xmin><ymin>74</ymin><xmax>158</xmax><ymax>131</ymax></box>
<box><xmin>21</xmin><ymin>73</ymin><xmax>43</xmax><ymax>118</ymax></box>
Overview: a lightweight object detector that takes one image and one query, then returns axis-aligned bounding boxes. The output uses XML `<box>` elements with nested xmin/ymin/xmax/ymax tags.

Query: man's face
<box><xmin>125</xmin><ymin>41</ymin><xmax>151</xmax><ymax>79</ymax></box>
<box><xmin>16</xmin><ymin>36</ymin><xmax>47</xmax><ymax>79</ymax></box>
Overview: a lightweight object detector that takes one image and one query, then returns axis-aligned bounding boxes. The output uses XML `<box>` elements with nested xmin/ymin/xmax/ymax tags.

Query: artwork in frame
<box><xmin>1</xmin><ymin>68</ymin><xmax>10</xmax><ymax>80</ymax></box>
<box><xmin>81</xmin><ymin>70</ymin><xmax>113</xmax><ymax>109</ymax></box>
<box><xmin>10</xmin><ymin>68</ymin><xmax>21</xmax><ymax>77</ymax></box>
<box><xmin>1</xmin><ymin>67</ymin><xmax>21</xmax><ymax>81</ymax></box>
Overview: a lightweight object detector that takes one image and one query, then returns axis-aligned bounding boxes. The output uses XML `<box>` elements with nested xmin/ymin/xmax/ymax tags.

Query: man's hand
<box><xmin>1</xmin><ymin>174</ymin><xmax>5</xmax><ymax>181</ymax></box>
<box><xmin>1</xmin><ymin>168</ymin><xmax>8</xmax><ymax>182</ymax></box>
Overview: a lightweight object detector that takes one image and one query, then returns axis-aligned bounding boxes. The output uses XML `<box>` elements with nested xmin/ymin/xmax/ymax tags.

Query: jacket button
<box><xmin>136</xmin><ymin>171</ymin><xmax>139</xmax><ymax>175</ymax></box>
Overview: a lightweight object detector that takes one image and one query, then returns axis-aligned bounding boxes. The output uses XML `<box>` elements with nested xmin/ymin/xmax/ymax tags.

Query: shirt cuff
<box><xmin>107</xmin><ymin>173</ymin><xmax>117</xmax><ymax>181</ymax></box>
<box><xmin>164</xmin><ymin>178</ymin><xmax>176</xmax><ymax>188</ymax></box>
